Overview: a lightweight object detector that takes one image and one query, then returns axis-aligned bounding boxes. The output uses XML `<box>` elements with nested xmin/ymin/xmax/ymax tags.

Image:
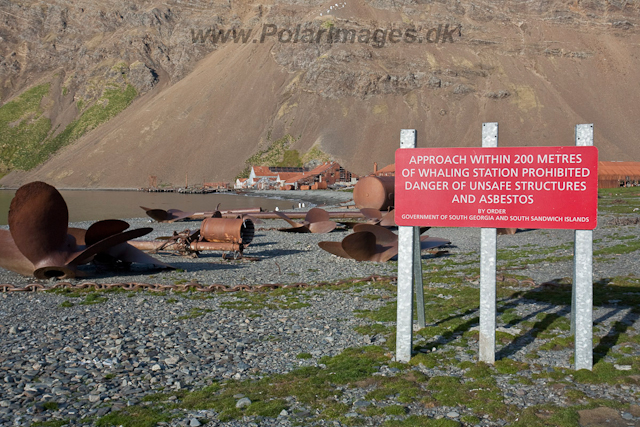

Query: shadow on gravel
<box><xmin>416</xmin><ymin>309</ymin><xmax>480</xmax><ymax>352</ymax></box>
<box><xmin>514</xmin><ymin>228</ymin><xmax>538</xmax><ymax>234</ymax></box>
<box><xmin>246</xmin><ymin>249</ymin><xmax>306</xmax><ymax>257</ymax></box>
<box><xmin>496</xmin><ymin>308</ymin><xmax>571</xmax><ymax>359</ymax></box>
<box><xmin>247</xmin><ymin>241</ymin><xmax>278</xmax><ymax>247</ymax></box>
<box><xmin>78</xmin><ymin>261</ymin><xmax>246</xmax><ymax>277</ymax></box>
<box><xmin>499</xmin><ymin>277</ymin><xmax>640</xmax><ymax>362</ymax></box>
<box><xmin>413</xmin><ymin>276</ymin><xmax>639</xmax><ymax>363</ymax></box>
<box><xmin>162</xmin><ymin>262</ymin><xmax>246</xmax><ymax>273</ymax></box>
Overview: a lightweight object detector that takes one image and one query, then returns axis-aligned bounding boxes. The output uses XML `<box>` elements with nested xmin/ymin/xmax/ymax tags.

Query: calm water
<box><xmin>0</xmin><ymin>190</ymin><xmax>299</xmax><ymax>225</ymax></box>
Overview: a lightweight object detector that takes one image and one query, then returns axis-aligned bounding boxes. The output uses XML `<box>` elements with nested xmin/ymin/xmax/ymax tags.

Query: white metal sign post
<box><xmin>396</xmin><ymin>129</ymin><xmax>426</xmax><ymax>363</ymax></box>
<box><xmin>395</xmin><ymin>124</ymin><xmax>596</xmax><ymax>370</ymax></box>
<box><xmin>479</xmin><ymin>123</ymin><xmax>498</xmax><ymax>363</ymax></box>
<box><xmin>573</xmin><ymin>124</ymin><xmax>594</xmax><ymax>371</ymax></box>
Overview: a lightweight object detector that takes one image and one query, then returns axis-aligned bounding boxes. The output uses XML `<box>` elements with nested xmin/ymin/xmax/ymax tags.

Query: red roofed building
<box><xmin>598</xmin><ymin>161</ymin><xmax>640</xmax><ymax>188</ymax></box>
<box><xmin>236</xmin><ymin>163</ymin><xmax>358</xmax><ymax>189</ymax></box>
<box><xmin>283</xmin><ymin>162</ymin><xmax>358</xmax><ymax>189</ymax></box>
<box><xmin>375</xmin><ymin>163</ymin><xmax>395</xmax><ymax>176</ymax></box>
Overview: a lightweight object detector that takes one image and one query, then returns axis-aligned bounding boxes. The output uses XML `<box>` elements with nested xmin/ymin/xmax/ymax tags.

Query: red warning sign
<box><xmin>395</xmin><ymin>146</ymin><xmax>598</xmax><ymax>229</ymax></box>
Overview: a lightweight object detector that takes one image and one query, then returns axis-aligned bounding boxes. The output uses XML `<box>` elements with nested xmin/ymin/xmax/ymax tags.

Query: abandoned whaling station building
<box><xmin>235</xmin><ymin>162</ymin><xmax>358</xmax><ymax>190</ymax></box>
<box><xmin>598</xmin><ymin>161</ymin><xmax>640</xmax><ymax>187</ymax></box>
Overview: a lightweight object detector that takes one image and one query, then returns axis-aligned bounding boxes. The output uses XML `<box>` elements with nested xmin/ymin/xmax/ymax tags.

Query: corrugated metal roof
<box><xmin>598</xmin><ymin>162</ymin><xmax>640</xmax><ymax>177</ymax></box>
<box><xmin>375</xmin><ymin>163</ymin><xmax>395</xmax><ymax>175</ymax></box>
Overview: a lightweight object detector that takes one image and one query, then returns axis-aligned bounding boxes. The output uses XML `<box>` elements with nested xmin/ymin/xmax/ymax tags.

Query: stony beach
<box><xmin>0</xmin><ymin>190</ymin><xmax>639</xmax><ymax>427</ymax></box>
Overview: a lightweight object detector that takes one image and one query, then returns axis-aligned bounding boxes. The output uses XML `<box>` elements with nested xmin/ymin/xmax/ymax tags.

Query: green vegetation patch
<box><xmin>384</xmin><ymin>416</ymin><xmax>460</xmax><ymax>426</ymax></box>
<box><xmin>597</xmin><ymin>187</ymin><xmax>640</xmax><ymax>214</ymax></box>
<box><xmin>80</xmin><ymin>292</ymin><xmax>108</xmax><ymax>305</ymax></box>
<box><xmin>35</xmin><ymin>84</ymin><xmax>137</xmax><ymax>170</ymax></box>
<box><xmin>0</xmin><ymin>84</ymin><xmax>52</xmax><ymax>173</ymax></box>
<box><xmin>0</xmin><ymin>81</ymin><xmax>136</xmax><ymax>172</ymax></box>
<box><xmin>365</xmin><ymin>371</ymin><xmax>427</xmax><ymax>403</ymax></box>
<box><xmin>593</xmin><ymin>240</ymin><xmax>640</xmax><ymax>257</ymax></box>
<box><xmin>427</xmin><ymin>373</ymin><xmax>510</xmax><ymax>418</ymax></box>
<box><xmin>95</xmin><ymin>405</ymin><xmax>173</xmax><ymax>427</ymax></box>
<box><xmin>31</xmin><ymin>421</ymin><xmax>71</xmax><ymax>427</ymax></box>
<box><xmin>302</xmin><ymin>143</ymin><xmax>333</xmax><ymax>165</ymax></box>
<box><xmin>236</xmin><ymin>133</ymin><xmax>301</xmax><ymax>179</ymax></box>
<box><xmin>99</xmin><ymin>346</ymin><xmax>390</xmax><ymax>424</ymax></box>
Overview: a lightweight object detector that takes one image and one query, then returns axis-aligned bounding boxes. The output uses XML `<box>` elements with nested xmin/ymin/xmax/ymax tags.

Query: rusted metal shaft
<box><xmin>129</xmin><ymin>240</ymin><xmax>243</xmax><ymax>252</ymax></box>
<box><xmin>248</xmin><ymin>211</ymin><xmax>365</xmax><ymax>220</ymax></box>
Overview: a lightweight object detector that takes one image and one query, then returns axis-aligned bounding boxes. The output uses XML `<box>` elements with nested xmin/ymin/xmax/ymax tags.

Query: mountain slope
<box><xmin>1</xmin><ymin>0</ymin><xmax>640</xmax><ymax>187</ymax></box>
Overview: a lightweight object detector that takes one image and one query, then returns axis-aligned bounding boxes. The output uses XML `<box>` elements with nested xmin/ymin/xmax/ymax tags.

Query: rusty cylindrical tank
<box><xmin>200</xmin><ymin>218</ymin><xmax>254</xmax><ymax>245</ymax></box>
<box><xmin>353</xmin><ymin>176</ymin><xmax>395</xmax><ymax>210</ymax></box>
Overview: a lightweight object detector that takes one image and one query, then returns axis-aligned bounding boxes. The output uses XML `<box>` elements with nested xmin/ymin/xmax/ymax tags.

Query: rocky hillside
<box><xmin>1</xmin><ymin>0</ymin><xmax>639</xmax><ymax>187</ymax></box>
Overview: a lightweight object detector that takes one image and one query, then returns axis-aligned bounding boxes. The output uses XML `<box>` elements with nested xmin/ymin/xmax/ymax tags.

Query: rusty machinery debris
<box><xmin>141</xmin><ymin>206</ymin><xmax>263</xmax><ymax>222</ymax></box>
<box><xmin>129</xmin><ymin>217</ymin><xmax>255</xmax><ymax>259</ymax></box>
<box><xmin>318</xmin><ymin>224</ymin><xmax>450</xmax><ymax>262</ymax></box>
<box><xmin>275</xmin><ymin>207</ymin><xmax>337</xmax><ymax>233</ymax></box>
<box><xmin>0</xmin><ymin>182</ymin><xmax>173</xmax><ymax>279</ymax></box>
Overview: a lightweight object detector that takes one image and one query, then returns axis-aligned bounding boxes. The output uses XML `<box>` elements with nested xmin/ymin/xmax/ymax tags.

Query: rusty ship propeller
<box><xmin>318</xmin><ymin>224</ymin><xmax>450</xmax><ymax>262</ymax></box>
<box><xmin>275</xmin><ymin>207</ymin><xmax>336</xmax><ymax>233</ymax></box>
<box><xmin>0</xmin><ymin>182</ymin><xmax>173</xmax><ymax>279</ymax></box>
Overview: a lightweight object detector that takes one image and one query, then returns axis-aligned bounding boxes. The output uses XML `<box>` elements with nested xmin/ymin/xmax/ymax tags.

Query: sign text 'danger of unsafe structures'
<box><xmin>395</xmin><ymin>146</ymin><xmax>599</xmax><ymax>230</ymax></box>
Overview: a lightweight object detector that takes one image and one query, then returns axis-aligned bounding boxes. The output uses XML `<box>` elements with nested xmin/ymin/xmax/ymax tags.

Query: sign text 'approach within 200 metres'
<box><xmin>394</xmin><ymin>146</ymin><xmax>598</xmax><ymax>230</ymax></box>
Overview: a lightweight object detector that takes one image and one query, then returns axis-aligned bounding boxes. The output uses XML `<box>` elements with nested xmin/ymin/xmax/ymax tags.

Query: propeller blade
<box><xmin>67</xmin><ymin>228</ymin><xmax>87</xmax><ymax>246</ymax></box>
<box><xmin>318</xmin><ymin>241</ymin><xmax>353</xmax><ymax>259</ymax></box>
<box><xmin>419</xmin><ymin>236</ymin><xmax>451</xmax><ymax>250</ymax></box>
<box><xmin>379</xmin><ymin>210</ymin><xmax>397</xmax><ymax>227</ymax></box>
<box><xmin>274</xmin><ymin>211</ymin><xmax>300</xmax><ymax>227</ymax></box>
<box><xmin>307</xmin><ymin>220</ymin><xmax>337</xmax><ymax>234</ymax></box>
<box><xmin>277</xmin><ymin>225</ymin><xmax>311</xmax><ymax>233</ymax></box>
<box><xmin>341</xmin><ymin>231</ymin><xmax>377</xmax><ymax>261</ymax></box>
<box><xmin>8</xmin><ymin>181</ymin><xmax>71</xmax><ymax>268</ymax></box>
<box><xmin>141</xmin><ymin>207</ymin><xmax>172</xmax><ymax>222</ymax></box>
<box><xmin>359</xmin><ymin>208</ymin><xmax>383</xmax><ymax>221</ymax></box>
<box><xmin>305</xmin><ymin>208</ymin><xmax>330</xmax><ymax>223</ymax></box>
<box><xmin>419</xmin><ymin>226</ymin><xmax>431</xmax><ymax>235</ymax></box>
<box><xmin>0</xmin><ymin>230</ymin><xmax>35</xmax><ymax>276</ymax></box>
<box><xmin>85</xmin><ymin>219</ymin><xmax>130</xmax><ymax>246</ymax></box>
<box><xmin>104</xmin><ymin>243</ymin><xmax>175</xmax><ymax>269</ymax></box>
<box><xmin>371</xmin><ymin>242</ymin><xmax>400</xmax><ymax>262</ymax></box>
<box><xmin>165</xmin><ymin>210</ymin><xmax>196</xmax><ymax>222</ymax></box>
<box><xmin>68</xmin><ymin>228</ymin><xmax>153</xmax><ymax>266</ymax></box>
<box><xmin>352</xmin><ymin>224</ymin><xmax>398</xmax><ymax>246</ymax></box>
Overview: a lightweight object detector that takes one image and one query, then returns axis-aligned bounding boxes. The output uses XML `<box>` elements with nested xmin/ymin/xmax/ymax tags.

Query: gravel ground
<box><xmin>0</xmin><ymin>192</ymin><xmax>638</xmax><ymax>426</ymax></box>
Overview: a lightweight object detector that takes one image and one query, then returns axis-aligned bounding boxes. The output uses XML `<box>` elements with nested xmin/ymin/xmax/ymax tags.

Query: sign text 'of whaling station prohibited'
<box><xmin>394</xmin><ymin>124</ymin><xmax>598</xmax><ymax>371</ymax></box>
